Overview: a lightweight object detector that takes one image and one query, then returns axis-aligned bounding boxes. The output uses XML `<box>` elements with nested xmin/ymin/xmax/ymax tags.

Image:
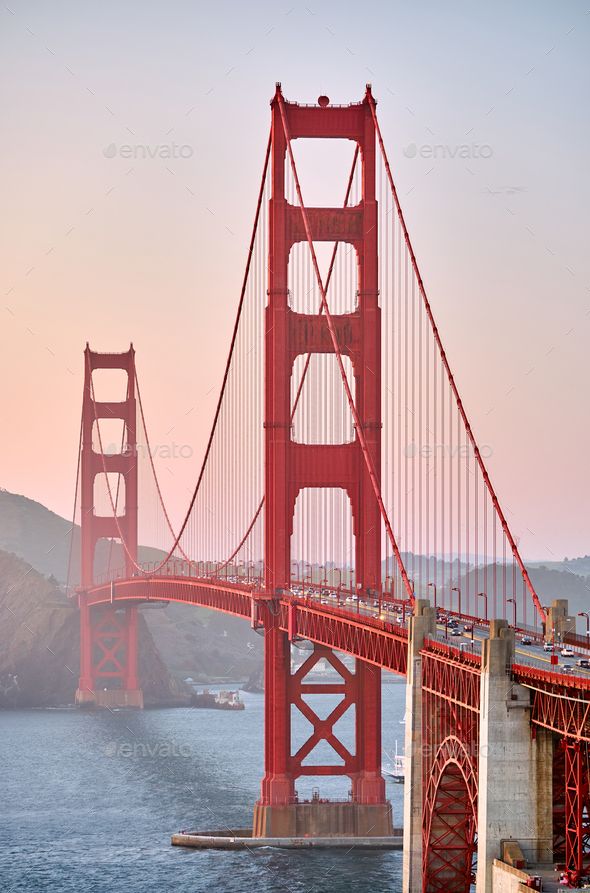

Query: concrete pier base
<box><xmin>172</xmin><ymin>828</ymin><xmax>402</xmax><ymax>849</ymax></box>
<box><xmin>476</xmin><ymin>620</ymin><xmax>552</xmax><ymax>893</ymax></box>
<box><xmin>75</xmin><ymin>688</ymin><xmax>144</xmax><ymax>709</ymax></box>
<box><xmin>252</xmin><ymin>800</ymin><xmax>393</xmax><ymax>838</ymax></box>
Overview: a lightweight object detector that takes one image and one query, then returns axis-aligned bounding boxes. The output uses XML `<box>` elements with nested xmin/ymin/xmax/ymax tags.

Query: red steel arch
<box><xmin>423</xmin><ymin>737</ymin><xmax>478</xmax><ymax>893</ymax></box>
<box><xmin>421</xmin><ymin>647</ymin><xmax>480</xmax><ymax>892</ymax></box>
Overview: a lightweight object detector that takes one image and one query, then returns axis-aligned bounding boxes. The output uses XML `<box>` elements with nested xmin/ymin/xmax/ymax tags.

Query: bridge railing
<box><xmin>564</xmin><ymin>631</ymin><xmax>590</xmax><ymax>653</ymax></box>
<box><xmin>423</xmin><ymin>637</ymin><xmax>482</xmax><ymax>667</ymax></box>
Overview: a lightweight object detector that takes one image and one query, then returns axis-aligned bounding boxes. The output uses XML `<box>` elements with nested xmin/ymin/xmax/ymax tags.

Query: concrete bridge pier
<box><xmin>402</xmin><ymin>599</ymin><xmax>436</xmax><ymax>893</ymax></box>
<box><xmin>402</xmin><ymin>610</ymin><xmax>554</xmax><ymax>893</ymax></box>
<box><xmin>476</xmin><ymin>620</ymin><xmax>553</xmax><ymax>893</ymax></box>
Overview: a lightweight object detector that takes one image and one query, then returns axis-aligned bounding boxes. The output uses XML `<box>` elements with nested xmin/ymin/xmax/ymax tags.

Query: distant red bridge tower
<box><xmin>76</xmin><ymin>345</ymin><xmax>143</xmax><ymax>709</ymax></box>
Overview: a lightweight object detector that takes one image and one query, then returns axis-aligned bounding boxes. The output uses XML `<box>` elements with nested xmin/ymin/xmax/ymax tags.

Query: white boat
<box><xmin>383</xmin><ymin>741</ymin><xmax>405</xmax><ymax>784</ymax></box>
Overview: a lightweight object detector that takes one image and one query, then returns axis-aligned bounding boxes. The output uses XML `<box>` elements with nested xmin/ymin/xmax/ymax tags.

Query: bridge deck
<box><xmin>82</xmin><ymin>573</ymin><xmax>590</xmax><ymax>735</ymax></box>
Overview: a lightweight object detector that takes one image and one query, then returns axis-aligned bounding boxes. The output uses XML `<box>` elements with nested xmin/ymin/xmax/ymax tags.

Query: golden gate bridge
<box><xmin>68</xmin><ymin>85</ymin><xmax>590</xmax><ymax>892</ymax></box>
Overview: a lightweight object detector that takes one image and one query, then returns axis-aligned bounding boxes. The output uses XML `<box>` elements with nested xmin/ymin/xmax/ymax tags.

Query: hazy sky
<box><xmin>1</xmin><ymin>0</ymin><xmax>588</xmax><ymax>560</ymax></box>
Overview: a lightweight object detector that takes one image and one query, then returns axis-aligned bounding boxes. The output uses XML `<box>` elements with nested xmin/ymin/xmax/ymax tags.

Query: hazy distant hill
<box><xmin>528</xmin><ymin>556</ymin><xmax>590</xmax><ymax>578</ymax></box>
<box><xmin>0</xmin><ymin>549</ymin><xmax>188</xmax><ymax>707</ymax></box>
<box><xmin>455</xmin><ymin>563</ymin><xmax>590</xmax><ymax>622</ymax></box>
<box><xmin>0</xmin><ymin>489</ymin><xmax>262</xmax><ymax>684</ymax></box>
<box><xmin>0</xmin><ymin>488</ymin><xmax>163</xmax><ymax>586</ymax></box>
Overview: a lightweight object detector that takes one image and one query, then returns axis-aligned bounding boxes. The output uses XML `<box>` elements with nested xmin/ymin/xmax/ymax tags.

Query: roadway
<box><xmin>287</xmin><ymin>584</ymin><xmax>590</xmax><ymax>682</ymax></box>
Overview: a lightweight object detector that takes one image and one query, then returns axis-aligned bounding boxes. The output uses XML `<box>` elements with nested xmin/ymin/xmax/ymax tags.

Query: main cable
<box><xmin>367</xmin><ymin>94</ymin><xmax>544</xmax><ymax>624</ymax></box>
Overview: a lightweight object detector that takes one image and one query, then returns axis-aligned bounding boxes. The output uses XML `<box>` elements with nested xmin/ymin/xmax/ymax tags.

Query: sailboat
<box><xmin>382</xmin><ymin>740</ymin><xmax>405</xmax><ymax>784</ymax></box>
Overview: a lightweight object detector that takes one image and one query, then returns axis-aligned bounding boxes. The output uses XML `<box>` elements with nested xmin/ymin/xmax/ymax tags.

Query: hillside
<box><xmin>0</xmin><ymin>549</ymin><xmax>188</xmax><ymax>707</ymax></box>
<box><xmin>528</xmin><ymin>556</ymin><xmax>590</xmax><ymax>578</ymax></box>
<box><xmin>0</xmin><ymin>488</ymin><xmax>163</xmax><ymax>586</ymax></box>
<box><xmin>0</xmin><ymin>489</ymin><xmax>263</xmax><ymax>686</ymax></box>
<box><xmin>456</xmin><ymin>563</ymin><xmax>590</xmax><ymax>624</ymax></box>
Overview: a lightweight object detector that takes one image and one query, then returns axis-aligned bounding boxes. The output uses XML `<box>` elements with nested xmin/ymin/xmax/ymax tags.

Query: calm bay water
<box><xmin>0</xmin><ymin>681</ymin><xmax>406</xmax><ymax>892</ymax></box>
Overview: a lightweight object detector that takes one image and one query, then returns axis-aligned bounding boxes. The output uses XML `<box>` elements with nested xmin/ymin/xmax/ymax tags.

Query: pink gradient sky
<box><xmin>0</xmin><ymin>1</ymin><xmax>588</xmax><ymax>560</ymax></box>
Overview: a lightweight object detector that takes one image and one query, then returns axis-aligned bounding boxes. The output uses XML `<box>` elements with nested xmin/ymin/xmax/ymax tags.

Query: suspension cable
<box><xmin>66</xmin><ymin>408</ymin><xmax>83</xmax><ymax>596</ymax></box>
<box><xmin>135</xmin><ymin>371</ymin><xmax>191</xmax><ymax>562</ymax></box>
<box><xmin>215</xmin><ymin>145</ymin><xmax>361</xmax><ymax>574</ymax></box>
<box><xmin>276</xmin><ymin>91</ymin><xmax>414</xmax><ymax>602</ymax></box>
<box><xmin>87</xmin><ymin>128</ymin><xmax>273</xmax><ymax>578</ymax></box>
<box><xmin>366</xmin><ymin>94</ymin><xmax>545</xmax><ymax>624</ymax></box>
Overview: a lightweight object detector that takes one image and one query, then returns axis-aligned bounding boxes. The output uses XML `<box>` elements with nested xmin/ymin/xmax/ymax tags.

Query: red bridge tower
<box><xmin>253</xmin><ymin>85</ymin><xmax>392</xmax><ymax>837</ymax></box>
<box><xmin>76</xmin><ymin>345</ymin><xmax>143</xmax><ymax>709</ymax></box>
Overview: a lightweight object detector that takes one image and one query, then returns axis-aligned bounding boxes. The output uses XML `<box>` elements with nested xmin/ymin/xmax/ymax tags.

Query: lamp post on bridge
<box><xmin>451</xmin><ymin>586</ymin><xmax>462</xmax><ymax>618</ymax></box>
<box><xmin>334</xmin><ymin>567</ymin><xmax>342</xmax><ymax>605</ymax></box>
<box><xmin>384</xmin><ymin>575</ymin><xmax>392</xmax><ymax>612</ymax></box>
<box><xmin>427</xmin><ymin>581</ymin><xmax>437</xmax><ymax>611</ymax></box>
<box><xmin>477</xmin><ymin>591</ymin><xmax>488</xmax><ymax>622</ymax></box>
<box><xmin>507</xmin><ymin>597</ymin><xmax>517</xmax><ymax>628</ymax></box>
<box><xmin>578</xmin><ymin>612</ymin><xmax>590</xmax><ymax>637</ymax></box>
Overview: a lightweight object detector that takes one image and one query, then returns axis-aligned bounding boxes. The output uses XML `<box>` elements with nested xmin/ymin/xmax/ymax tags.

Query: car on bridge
<box><xmin>450</xmin><ymin>628</ymin><xmax>462</xmax><ymax>637</ymax></box>
<box><xmin>577</xmin><ymin>658</ymin><xmax>590</xmax><ymax>669</ymax></box>
<box><xmin>521</xmin><ymin>636</ymin><xmax>532</xmax><ymax>646</ymax></box>
<box><xmin>561</xmin><ymin>646</ymin><xmax>575</xmax><ymax>657</ymax></box>
<box><xmin>543</xmin><ymin>642</ymin><xmax>554</xmax><ymax>652</ymax></box>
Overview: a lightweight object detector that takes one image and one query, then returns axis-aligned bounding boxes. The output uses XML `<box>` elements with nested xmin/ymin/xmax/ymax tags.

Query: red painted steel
<box><xmin>262</xmin><ymin>85</ymin><xmax>386</xmax><ymax>807</ymax></box>
<box><xmin>422</xmin><ymin>648</ymin><xmax>480</xmax><ymax>892</ymax></box>
<box><xmin>276</xmin><ymin>86</ymin><xmax>413</xmax><ymax>605</ymax></box>
<box><xmin>289</xmin><ymin>645</ymin><xmax>358</xmax><ymax>780</ymax></box>
<box><xmin>514</xmin><ymin>663</ymin><xmax>590</xmax><ymax>739</ymax></box>
<box><xmin>72</xmin><ymin>87</ymin><xmax>590</xmax><ymax>879</ymax></box>
<box><xmin>84</xmin><ymin>577</ymin><xmax>409</xmax><ymax>672</ymax></box>
<box><xmin>554</xmin><ymin>739</ymin><xmax>566</xmax><ymax>862</ymax></box>
<box><xmin>563</xmin><ymin>740</ymin><xmax>590</xmax><ymax>885</ymax></box>
<box><xmin>78</xmin><ymin>346</ymin><xmax>139</xmax><ymax>699</ymax></box>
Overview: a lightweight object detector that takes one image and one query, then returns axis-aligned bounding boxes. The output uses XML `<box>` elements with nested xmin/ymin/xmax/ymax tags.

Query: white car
<box><xmin>561</xmin><ymin>647</ymin><xmax>575</xmax><ymax>657</ymax></box>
